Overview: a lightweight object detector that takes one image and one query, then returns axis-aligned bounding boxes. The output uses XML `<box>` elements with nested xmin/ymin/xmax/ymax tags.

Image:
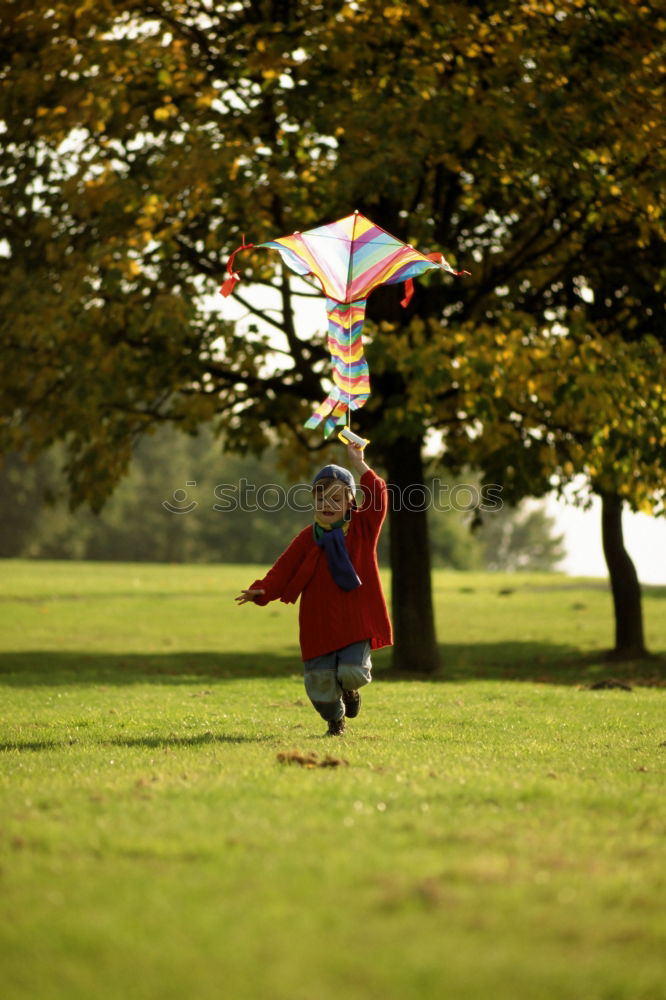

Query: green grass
<box><xmin>1</xmin><ymin>560</ymin><xmax>665</xmax><ymax>1000</ymax></box>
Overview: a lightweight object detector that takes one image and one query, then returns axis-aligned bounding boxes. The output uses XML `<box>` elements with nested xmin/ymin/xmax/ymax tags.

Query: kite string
<box><xmin>345</xmin><ymin>213</ymin><xmax>358</xmax><ymax>431</ymax></box>
<box><xmin>347</xmin><ymin>300</ymin><xmax>351</xmax><ymax>430</ymax></box>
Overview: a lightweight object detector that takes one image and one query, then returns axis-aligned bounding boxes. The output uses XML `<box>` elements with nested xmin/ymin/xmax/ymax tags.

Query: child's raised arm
<box><xmin>345</xmin><ymin>441</ymin><xmax>369</xmax><ymax>477</ymax></box>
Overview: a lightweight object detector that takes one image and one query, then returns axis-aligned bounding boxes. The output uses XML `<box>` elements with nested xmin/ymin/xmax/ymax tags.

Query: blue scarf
<box><xmin>313</xmin><ymin>516</ymin><xmax>362</xmax><ymax>591</ymax></box>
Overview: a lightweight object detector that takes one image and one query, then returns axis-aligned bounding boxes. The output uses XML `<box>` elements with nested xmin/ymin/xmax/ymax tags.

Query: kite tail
<box><xmin>220</xmin><ymin>236</ymin><xmax>254</xmax><ymax>297</ymax></box>
<box><xmin>400</xmin><ymin>253</ymin><xmax>471</xmax><ymax>307</ymax></box>
<box><xmin>304</xmin><ymin>394</ymin><xmax>348</xmax><ymax>437</ymax></box>
<box><xmin>304</xmin><ymin>391</ymin><xmax>371</xmax><ymax>437</ymax></box>
<box><xmin>304</xmin><ymin>298</ymin><xmax>371</xmax><ymax>436</ymax></box>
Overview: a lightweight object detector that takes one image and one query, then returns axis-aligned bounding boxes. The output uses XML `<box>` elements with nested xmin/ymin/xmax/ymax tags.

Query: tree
<box><xmin>571</xmin><ymin>234</ymin><xmax>665</xmax><ymax>657</ymax></box>
<box><xmin>1</xmin><ymin>430</ymin><xmax>566</xmax><ymax>573</ymax></box>
<box><xmin>0</xmin><ymin>428</ymin><xmax>309</xmax><ymax>563</ymax></box>
<box><xmin>422</xmin><ymin>472</ymin><xmax>564</xmax><ymax>573</ymax></box>
<box><xmin>0</xmin><ymin>450</ymin><xmax>68</xmax><ymax>557</ymax></box>
<box><xmin>475</xmin><ymin>504</ymin><xmax>565</xmax><ymax>574</ymax></box>
<box><xmin>416</xmin><ymin>320</ymin><xmax>664</xmax><ymax>652</ymax></box>
<box><xmin>1</xmin><ymin>0</ymin><xmax>663</xmax><ymax>669</ymax></box>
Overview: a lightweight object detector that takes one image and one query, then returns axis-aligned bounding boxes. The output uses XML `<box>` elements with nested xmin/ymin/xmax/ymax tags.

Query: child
<box><xmin>236</xmin><ymin>443</ymin><xmax>392</xmax><ymax>735</ymax></box>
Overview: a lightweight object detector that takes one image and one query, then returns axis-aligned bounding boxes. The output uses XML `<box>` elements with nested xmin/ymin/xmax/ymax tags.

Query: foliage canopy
<box><xmin>1</xmin><ymin>0</ymin><xmax>664</xmax><ymax>515</ymax></box>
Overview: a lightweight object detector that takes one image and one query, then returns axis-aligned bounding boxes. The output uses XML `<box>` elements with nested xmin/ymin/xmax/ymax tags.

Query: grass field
<box><xmin>1</xmin><ymin>560</ymin><xmax>665</xmax><ymax>1000</ymax></box>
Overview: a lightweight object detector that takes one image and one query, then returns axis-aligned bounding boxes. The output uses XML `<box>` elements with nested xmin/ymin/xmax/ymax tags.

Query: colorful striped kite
<box><xmin>221</xmin><ymin>212</ymin><xmax>467</xmax><ymax>437</ymax></box>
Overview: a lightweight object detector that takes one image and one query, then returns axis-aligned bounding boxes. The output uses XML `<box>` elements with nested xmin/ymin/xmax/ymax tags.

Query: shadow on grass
<box><xmin>416</xmin><ymin>642</ymin><xmax>664</xmax><ymax>687</ymax></box>
<box><xmin>104</xmin><ymin>732</ymin><xmax>274</xmax><ymax>747</ymax></box>
<box><xmin>0</xmin><ymin>644</ymin><xmax>663</xmax><ymax>687</ymax></box>
<box><xmin>0</xmin><ymin>740</ymin><xmax>61</xmax><ymax>752</ymax></box>
<box><xmin>0</xmin><ymin>732</ymin><xmax>274</xmax><ymax>753</ymax></box>
<box><xmin>0</xmin><ymin>651</ymin><xmax>297</xmax><ymax>687</ymax></box>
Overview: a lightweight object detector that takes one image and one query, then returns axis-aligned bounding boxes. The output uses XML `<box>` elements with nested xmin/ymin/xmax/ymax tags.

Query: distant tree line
<box><xmin>0</xmin><ymin>427</ymin><xmax>564</xmax><ymax>571</ymax></box>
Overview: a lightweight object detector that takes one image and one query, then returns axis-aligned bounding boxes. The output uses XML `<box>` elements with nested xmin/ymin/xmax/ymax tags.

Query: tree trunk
<box><xmin>600</xmin><ymin>492</ymin><xmax>647</xmax><ymax>658</ymax></box>
<box><xmin>384</xmin><ymin>435</ymin><xmax>440</xmax><ymax>673</ymax></box>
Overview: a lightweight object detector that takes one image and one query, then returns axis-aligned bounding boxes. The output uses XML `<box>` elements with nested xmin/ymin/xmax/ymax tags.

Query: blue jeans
<box><xmin>303</xmin><ymin>640</ymin><xmax>372</xmax><ymax>722</ymax></box>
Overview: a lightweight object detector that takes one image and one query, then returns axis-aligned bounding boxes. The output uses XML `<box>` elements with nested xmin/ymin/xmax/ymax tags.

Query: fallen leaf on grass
<box><xmin>276</xmin><ymin>750</ymin><xmax>348</xmax><ymax>769</ymax></box>
<box><xmin>414</xmin><ymin>877</ymin><xmax>444</xmax><ymax>909</ymax></box>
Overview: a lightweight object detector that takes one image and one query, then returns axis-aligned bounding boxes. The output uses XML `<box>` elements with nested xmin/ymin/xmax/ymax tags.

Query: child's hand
<box><xmin>346</xmin><ymin>442</ymin><xmax>369</xmax><ymax>474</ymax></box>
<box><xmin>235</xmin><ymin>589</ymin><xmax>265</xmax><ymax>605</ymax></box>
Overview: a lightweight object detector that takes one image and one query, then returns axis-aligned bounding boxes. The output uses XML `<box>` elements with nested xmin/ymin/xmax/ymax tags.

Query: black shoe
<box><xmin>327</xmin><ymin>716</ymin><xmax>346</xmax><ymax>736</ymax></box>
<box><xmin>342</xmin><ymin>689</ymin><xmax>361</xmax><ymax>718</ymax></box>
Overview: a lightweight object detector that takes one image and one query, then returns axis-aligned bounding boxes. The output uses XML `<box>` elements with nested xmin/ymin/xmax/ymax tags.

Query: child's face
<box><xmin>313</xmin><ymin>481</ymin><xmax>352</xmax><ymax>523</ymax></box>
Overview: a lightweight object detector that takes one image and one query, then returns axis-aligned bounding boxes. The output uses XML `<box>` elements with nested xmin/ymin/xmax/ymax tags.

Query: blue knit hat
<box><xmin>312</xmin><ymin>464</ymin><xmax>356</xmax><ymax>492</ymax></box>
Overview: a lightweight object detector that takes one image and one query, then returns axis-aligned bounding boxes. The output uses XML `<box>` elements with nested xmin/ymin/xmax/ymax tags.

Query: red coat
<box><xmin>249</xmin><ymin>469</ymin><xmax>393</xmax><ymax>660</ymax></box>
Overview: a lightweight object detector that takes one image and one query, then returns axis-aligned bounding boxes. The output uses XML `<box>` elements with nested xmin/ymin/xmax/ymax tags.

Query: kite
<box><xmin>221</xmin><ymin>211</ymin><xmax>468</xmax><ymax>437</ymax></box>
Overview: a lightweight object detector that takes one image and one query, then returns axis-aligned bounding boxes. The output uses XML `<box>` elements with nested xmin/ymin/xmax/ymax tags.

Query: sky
<box><xmin>216</xmin><ymin>274</ymin><xmax>665</xmax><ymax>586</ymax></box>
